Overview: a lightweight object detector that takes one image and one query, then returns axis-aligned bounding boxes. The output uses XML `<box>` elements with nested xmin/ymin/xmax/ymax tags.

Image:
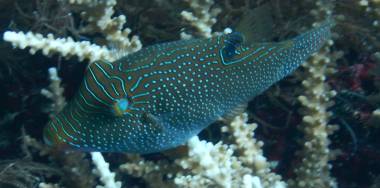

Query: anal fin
<box><xmin>141</xmin><ymin>112</ymin><xmax>164</xmax><ymax>132</ymax></box>
<box><xmin>220</xmin><ymin>103</ymin><xmax>248</xmax><ymax>123</ymax></box>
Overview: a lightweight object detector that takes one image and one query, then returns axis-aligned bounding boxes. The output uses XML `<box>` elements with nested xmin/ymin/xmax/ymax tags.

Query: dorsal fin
<box><xmin>221</xmin><ymin>32</ymin><xmax>244</xmax><ymax>61</ymax></box>
<box><xmin>235</xmin><ymin>3</ymin><xmax>274</xmax><ymax>43</ymax></box>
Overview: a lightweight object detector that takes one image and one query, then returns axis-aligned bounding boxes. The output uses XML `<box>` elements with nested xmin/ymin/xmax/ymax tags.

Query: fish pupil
<box><xmin>222</xmin><ymin>32</ymin><xmax>244</xmax><ymax>60</ymax></box>
<box><xmin>112</xmin><ymin>98</ymin><xmax>129</xmax><ymax>116</ymax></box>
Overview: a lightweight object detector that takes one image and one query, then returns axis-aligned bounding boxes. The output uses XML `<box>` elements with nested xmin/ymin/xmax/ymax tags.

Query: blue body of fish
<box><xmin>44</xmin><ymin>22</ymin><xmax>332</xmax><ymax>153</ymax></box>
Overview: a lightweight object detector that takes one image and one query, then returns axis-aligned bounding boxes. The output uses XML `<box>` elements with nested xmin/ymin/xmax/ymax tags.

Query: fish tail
<box><xmin>273</xmin><ymin>19</ymin><xmax>333</xmax><ymax>78</ymax></box>
<box><xmin>291</xmin><ymin>19</ymin><xmax>333</xmax><ymax>59</ymax></box>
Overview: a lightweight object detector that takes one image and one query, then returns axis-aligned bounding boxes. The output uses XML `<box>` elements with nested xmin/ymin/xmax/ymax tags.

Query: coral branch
<box><xmin>69</xmin><ymin>0</ymin><xmax>142</xmax><ymax>54</ymax></box>
<box><xmin>289</xmin><ymin>43</ymin><xmax>339</xmax><ymax>188</ymax></box>
<box><xmin>3</xmin><ymin>31</ymin><xmax>113</xmax><ymax>62</ymax></box>
<box><xmin>180</xmin><ymin>0</ymin><xmax>221</xmax><ymax>38</ymax></box>
<box><xmin>91</xmin><ymin>152</ymin><xmax>122</xmax><ymax>188</ymax></box>
<box><xmin>3</xmin><ymin>0</ymin><xmax>143</xmax><ymax>62</ymax></box>
<box><xmin>174</xmin><ymin>136</ymin><xmax>252</xmax><ymax>188</ymax></box>
<box><xmin>119</xmin><ymin>154</ymin><xmax>175</xmax><ymax>188</ymax></box>
<box><xmin>41</xmin><ymin>67</ymin><xmax>66</xmax><ymax>116</ymax></box>
<box><xmin>222</xmin><ymin>113</ymin><xmax>284</xmax><ymax>187</ymax></box>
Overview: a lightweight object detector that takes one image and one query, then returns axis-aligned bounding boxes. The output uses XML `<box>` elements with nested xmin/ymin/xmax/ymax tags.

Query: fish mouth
<box><xmin>42</xmin><ymin>125</ymin><xmax>53</xmax><ymax>146</ymax></box>
<box><xmin>43</xmin><ymin>122</ymin><xmax>72</xmax><ymax>150</ymax></box>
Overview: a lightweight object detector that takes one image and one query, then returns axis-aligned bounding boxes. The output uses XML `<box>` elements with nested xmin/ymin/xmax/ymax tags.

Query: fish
<box><xmin>43</xmin><ymin>21</ymin><xmax>333</xmax><ymax>154</ymax></box>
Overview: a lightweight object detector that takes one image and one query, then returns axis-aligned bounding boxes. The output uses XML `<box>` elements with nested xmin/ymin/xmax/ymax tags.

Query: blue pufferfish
<box><xmin>43</xmin><ymin>22</ymin><xmax>332</xmax><ymax>154</ymax></box>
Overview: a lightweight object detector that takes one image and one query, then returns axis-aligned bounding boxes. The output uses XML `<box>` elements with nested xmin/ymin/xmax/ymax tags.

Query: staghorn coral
<box><xmin>3</xmin><ymin>0</ymin><xmax>141</xmax><ymax>63</ymax></box>
<box><xmin>174</xmin><ymin>136</ymin><xmax>253</xmax><ymax>188</ymax></box>
<box><xmin>289</xmin><ymin>43</ymin><xmax>339</xmax><ymax>188</ymax></box>
<box><xmin>119</xmin><ymin>113</ymin><xmax>286</xmax><ymax>188</ymax></box>
<box><xmin>3</xmin><ymin>31</ymin><xmax>113</xmax><ymax>62</ymax></box>
<box><xmin>91</xmin><ymin>152</ymin><xmax>122</xmax><ymax>188</ymax></box>
<box><xmin>221</xmin><ymin>113</ymin><xmax>283</xmax><ymax>187</ymax></box>
<box><xmin>180</xmin><ymin>0</ymin><xmax>221</xmax><ymax>39</ymax></box>
<box><xmin>285</xmin><ymin>1</ymin><xmax>339</xmax><ymax>187</ymax></box>
<box><xmin>69</xmin><ymin>0</ymin><xmax>142</xmax><ymax>54</ymax></box>
<box><xmin>40</xmin><ymin>67</ymin><xmax>66</xmax><ymax>117</ymax></box>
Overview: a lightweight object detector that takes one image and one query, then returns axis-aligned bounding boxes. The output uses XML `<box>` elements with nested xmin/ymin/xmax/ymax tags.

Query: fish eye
<box><xmin>112</xmin><ymin>98</ymin><xmax>129</xmax><ymax>117</ymax></box>
<box><xmin>222</xmin><ymin>32</ymin><xmax>244</xmax><ymax>60</ymax></box>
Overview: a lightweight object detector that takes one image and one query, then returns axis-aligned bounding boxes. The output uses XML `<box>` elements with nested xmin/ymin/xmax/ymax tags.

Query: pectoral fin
<box><xmin>141</xmin><ymin>112</ymin><xmax>164</xmax><ymax>132</ymax></box>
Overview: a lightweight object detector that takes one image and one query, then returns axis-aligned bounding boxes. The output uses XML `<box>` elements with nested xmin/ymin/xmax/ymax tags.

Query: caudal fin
<box><xmin>277</xmin><ymin>20</ymin><xmax>333</xmax><ymax>77</ymax></box>
<box><xmin>291</xmin><ymin>20</ymin><xmax>333</xmax><ymax>59</ymax></box>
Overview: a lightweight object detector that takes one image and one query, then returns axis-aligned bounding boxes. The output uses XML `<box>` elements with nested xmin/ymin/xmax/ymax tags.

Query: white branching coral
<box><xmin>70</xmin><ymin>0</ymin><xmax>142</xmax><ymax>54</ymax></box>
<box><xmin>3</xmin><ymin>31</ymin><xmax>113</xmax><ymax>62</ymax></box>
<box><xmin>119</xmin><ymin>113</ymin><xmax>286</xmax><ymax>188</ymax></box>
<box><xmin>289</xmin><ymin>43</ymin><xmax>340</xmax><ymax>188</ymax></box>
<box><xmin>91</xmin><ymin>152</ymin><xmax>122</xmax><ymax>188</ymax></box>
<box><xmin>40</xmin><ymin>67</ymin><xmax>67</xmax><ymax>117</ymax></box>
<box><xmin>286</xmin><ymin>1</ymin><xmax>341</xmax><ymax>186</ymax></box>
<box><xmin>174</xmin><ymin>136</ymin><xmax>252</xmax><ymax>188</ymax></box>
<box><xmin>180</xmin><ymin>0</ymin><xmax>221</xmax><ymax>39</ymax></box>
<box><xmin>222</xmin><ymin>113</ymin><xmax>284</xmax><ymax>187</ymax></box>
<box><xmin>3</xmin><ymin>0</ymin><xmax>142</xmax><ymax>63</ymax></box>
